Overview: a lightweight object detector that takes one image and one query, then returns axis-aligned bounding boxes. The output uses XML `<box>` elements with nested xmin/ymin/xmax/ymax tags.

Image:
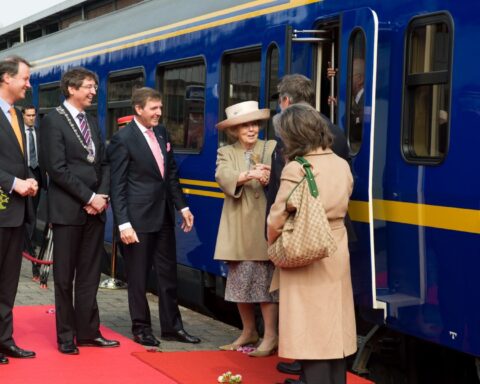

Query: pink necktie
<box><xmin>145</xmin><ymin>129</ymin><xmax>164</xmax><ymax>178</ymax></box>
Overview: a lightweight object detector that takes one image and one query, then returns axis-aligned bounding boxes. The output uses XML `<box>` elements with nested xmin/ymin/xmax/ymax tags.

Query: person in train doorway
<box><xmin>265</xmin><ymin>74</ymin><xmax>351</xmax><ymax>384</ymax></box>
<box><xmin>108</xmin><ymin>87</ymin><xmax>200</xmax><ymax>346</ymax></box>
<box><xmin>349</xmin><ymin>58</ymin><xmax>365</xmax><ymax>143</ymax></box>
<box><xmin>40</xmin><ymin>67</ymin><xmax>119</xmax><ymax>355</ymax></box>
<box><xmin>22</xmin><ymin>105</ymin><xmax>44</xmax><ymax>282</ymax></box>
<box><xmin>0</xmin><ymin>55</ymin><xmax>38</xmax><ymax>364</ymax></box>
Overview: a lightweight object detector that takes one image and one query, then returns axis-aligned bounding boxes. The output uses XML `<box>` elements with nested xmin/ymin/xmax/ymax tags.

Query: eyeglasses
<box><xmin>80</xmin><ymin>84</ymin><xmax>98</xmax><ymax>91</ymax></box>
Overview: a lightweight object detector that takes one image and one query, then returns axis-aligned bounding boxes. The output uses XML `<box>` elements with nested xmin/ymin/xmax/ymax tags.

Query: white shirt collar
<box><xmin>134</xmin><ymin>117</ymin><xmax>152</xmax><ymax>133</ymax></box>
<box><xmin>355</xmin><ymin>88</ymin><xmax>364</xmax><ymax>104</ymax></box>
<box><xmin>63</xmin><ymin>100</ymin><xmax>83</xmax><ymax>119</ymax></box>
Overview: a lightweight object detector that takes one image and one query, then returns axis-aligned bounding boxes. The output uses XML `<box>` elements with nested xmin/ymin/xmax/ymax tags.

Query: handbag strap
<box><xmin>294</xmin><ymin>156</ymin><xmax>318</xmax><ymax>198</ymax></box>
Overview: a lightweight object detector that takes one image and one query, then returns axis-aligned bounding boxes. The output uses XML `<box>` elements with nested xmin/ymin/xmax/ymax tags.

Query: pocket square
<box><xmin>166</xmin><ymin>142</ymin><xmax>171</xmax><ymax>152</ymax></box>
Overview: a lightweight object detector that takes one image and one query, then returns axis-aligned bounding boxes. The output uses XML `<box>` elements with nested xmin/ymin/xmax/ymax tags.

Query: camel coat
<box><xmin>267</xmin><ymin>148</ymin><xmax>356</xmax><ymax>360</ymax></box>
<box><xmin>214</xmin><ymin>139</ymin><xmax>276</xmax><ymax>261</ymax></box>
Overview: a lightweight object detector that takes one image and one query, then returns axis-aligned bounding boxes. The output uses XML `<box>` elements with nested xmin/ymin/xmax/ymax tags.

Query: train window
<box><xmin>402</xmin><ymin>14</ymin><xmax>452</xmax><ymax>163</ymax></box>
<box><xmin>265</xmin><ymin>44</ymin><xmax>280</xmax><ymax>140</ymax></box>
<box><xmin>38</xmin><ymin>83</ymin><xmax>62</xmax><ymax>118</ymax></box>
<box><xmin>107</xmin><ymin>69</ymin><xmax>144</xmax><ymax>139</ymax></box>
<box><xmin>220</xmin><ymin>49</ymin><xmax>261</xmax><ymax>145</ymax></box>
<box><xmin>346</xmin><ymin>30</ymin><xmax>366</xmax><ymax>155</ymax></box>
<box><xmin>157</xmin><ymin>60</ymin><xmax>206</xmax><ymax>152</ymax></box>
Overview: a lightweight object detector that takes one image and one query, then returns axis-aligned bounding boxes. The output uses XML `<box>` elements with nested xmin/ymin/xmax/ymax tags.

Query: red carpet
<box><xmin>133</xmin><ymin>350</ymin><xmax>374</xmax><ymax>384</ymax></box>
<box><xmin>2</xmin><ymin>305</ymin><xmax>176</xmax><ymax>384</ymax></box>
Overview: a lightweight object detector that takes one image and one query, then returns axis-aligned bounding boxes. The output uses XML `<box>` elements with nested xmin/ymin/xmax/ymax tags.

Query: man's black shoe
<box><xmin>58</xmin><ymin>341</ymin><xmax>79</xmax><ymax>355</ymax></box>
<box><xmin>0</xmin><ymin>353</ymin><xmax>8</xmax><ymax>364</ymax></box>
<box><xmin>284</xmin><ymin>380</ymin><xmax>305</xmax><ymax>384</ymax></box>
<box><xmin>277</xmin><ymin>361</ymin><xmax>302</xmax><ymax>375</ymax></box>
<box><xmin>77</xmin><ymin>337</ymin><xmax>120</xmax><ymax>348</ymax></box>
<box><xmin>161</xmin><ymin>329</ymin><xmax>201</xmax><ymax>344</ymax></box>
<box><xmin>0</xmin><ymin>345</ymin><xmax>35</xmax><ymax>358</ymax></box>
<box><xmin>133</xmin><ymin>333</ymin><xmax>160</xmax><ymax>347</ymax></box>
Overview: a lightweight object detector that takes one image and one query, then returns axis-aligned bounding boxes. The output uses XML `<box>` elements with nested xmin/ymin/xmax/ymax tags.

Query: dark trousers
<box><xmin>300</xmin><ymin>358</ymin><xmax>347</xmax><ymax>384</ymax></box>
<box><xmin>52</xmin><ymin>216</ymin><xmax>104</xmax><ymax>343</ymax></box>
<box><xmin>122</xmin><ymin>217</ymin><xmax>183</xmax><ymax>336</ymax></box>
<box><xmin>25</xmin><ymin>167</ymin><xmax>42</xmax><ymax>275</ymax></box>
<box><xmin>0</xmin><ymin>226</ymin><xmax>24</xmax><ymax>347</ymax></box>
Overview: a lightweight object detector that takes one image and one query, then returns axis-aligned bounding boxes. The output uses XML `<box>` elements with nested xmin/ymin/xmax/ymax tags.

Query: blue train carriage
<box><xmin>2</xmin><ymin>0</ymin><xmax>479</xmax><ymax>371</ymax></box>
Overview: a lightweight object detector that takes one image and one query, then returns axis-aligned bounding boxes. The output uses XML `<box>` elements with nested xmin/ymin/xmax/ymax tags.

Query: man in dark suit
<box><xmin>0</xmin><ymin>55</ymin><xmax>38</xmax><ymax>364</ymax></box>
<box><xmin>22</xmin><ymin>105</ymin><xmax>42</xmax><ymax>281</ymax></box>
<box><xmin>108</xmin><ymin>87</ymin><xmax>200</xmax><ymax>346</ymax></box>
<box><xmin>266</xmin><ymin>74</ymin><xmax>351</xmax><ymax>384</ymax></box>
<box><xmin>349</xmin><ymin>58</ymin><xmax>365</xmax><ymax>150</ymax></box>
<box><xmin>40</xmin><ymin>67</ymin><xmax>119</xmax><ymax>355</ymax></box>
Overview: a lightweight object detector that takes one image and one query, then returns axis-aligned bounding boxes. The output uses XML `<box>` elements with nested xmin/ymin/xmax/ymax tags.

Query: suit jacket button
<box><xmin>254</xmin><ymin>192</ymin><xmax>260</xmax><ymax>199</ymax></box>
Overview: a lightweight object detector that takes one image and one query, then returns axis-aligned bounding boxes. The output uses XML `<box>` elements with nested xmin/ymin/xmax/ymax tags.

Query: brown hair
<box><xmin>131</xmin><ymin>87</ymin><xmax>161</xmax><ymax>113</ymax></box>
<box><xmin>277</xmin><ymin>74</ymin><xmax>315</xmax><ymax>106</ymax></box>
<box><xmin>273</xmin><ymin>103</ymin><xmax>333</xmax><ymax>160</ymax></box>
<box><xmin>60</xmin><ymin>67</ymin><xmax>98</xmax><ymax>98</ymax></box>
<box><xmin>0</xmin><ymin>55</ymin><xmax>32</xmax><ymax>83</ymax></box>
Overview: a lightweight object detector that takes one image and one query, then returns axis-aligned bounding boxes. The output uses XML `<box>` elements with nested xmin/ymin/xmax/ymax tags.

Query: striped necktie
<box><xmin>77</xmin><ymin>112</ymin><xmax>91</xmax><ymax>145</ymax></box>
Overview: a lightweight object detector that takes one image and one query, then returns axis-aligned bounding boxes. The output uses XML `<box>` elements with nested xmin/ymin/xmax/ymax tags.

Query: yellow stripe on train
<box><xmin>181</xmin><ymin>184</ymin><xmax>480</xmax><ymax>234</ymax></box>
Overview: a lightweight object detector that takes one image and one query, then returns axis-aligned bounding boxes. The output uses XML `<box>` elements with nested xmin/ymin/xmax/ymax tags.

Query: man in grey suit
<box><xmin>0</xmin><ymin>55</ymin><xmax>38</xmax><ymax>364</ymax></box>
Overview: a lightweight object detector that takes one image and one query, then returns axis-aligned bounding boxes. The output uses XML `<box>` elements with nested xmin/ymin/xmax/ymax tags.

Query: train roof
<box><xmin>0</xmin><ymin>0</ymin><xmax>253</xmax><ymax>64</ymax></box>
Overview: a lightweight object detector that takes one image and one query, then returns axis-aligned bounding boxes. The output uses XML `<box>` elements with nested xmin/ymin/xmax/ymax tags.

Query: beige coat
<box><xmin>214</xmin><ymin>139</ymin><xmax>276</xmax><ymax>261</ymax></box>
<box><xmin>267</xmin><ymin>148</ymin><xmax>356</xmax><ymax>360</ymax></box>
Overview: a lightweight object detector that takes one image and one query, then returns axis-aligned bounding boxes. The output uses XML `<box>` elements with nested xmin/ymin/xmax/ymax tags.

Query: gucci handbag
<box><xmin>268</xmin><ymin>157</ymin><xmax>337</xmax><ymax>268</ymax></box>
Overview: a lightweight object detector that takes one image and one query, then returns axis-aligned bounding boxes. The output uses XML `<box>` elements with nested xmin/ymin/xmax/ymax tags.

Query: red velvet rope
<box><xmin>22</xmin><ymin>251</ymin><xmax>54</xmax><ymax>265</ymax></box>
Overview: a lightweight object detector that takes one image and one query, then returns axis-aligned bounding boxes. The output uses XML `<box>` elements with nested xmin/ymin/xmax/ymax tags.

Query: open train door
<box><xmin>336</xmin><ymin>8</ymin><xmax>381</xmax><ymax>315</ymax></box>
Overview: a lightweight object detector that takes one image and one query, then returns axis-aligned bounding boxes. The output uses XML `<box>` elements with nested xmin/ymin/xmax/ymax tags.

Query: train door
<box><xmin>261</xmin><ymin>24</ymin><xmax>290</xmax><ymax>139</ymax></box>
<box><xmin>337</xmin><ymin>9</ymin><xmax>379</xmax><ymax>310</ymax></box>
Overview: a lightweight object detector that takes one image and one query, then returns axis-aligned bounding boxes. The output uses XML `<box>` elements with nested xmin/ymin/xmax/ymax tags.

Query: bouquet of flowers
<box><xmin>218</xmin><ymin>371</ymin><xmax>242</xmax><ymax>383</ymax></box>
<box><xmin>0</xmin><ymin>188</ymin><xmax>9</xmax><ymax>210</ymax></box>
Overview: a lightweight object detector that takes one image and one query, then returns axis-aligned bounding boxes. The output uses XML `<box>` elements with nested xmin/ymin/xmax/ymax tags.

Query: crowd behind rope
<box><xmin>0</xmin><ymin>54</ymin><xmax>355</xmax><ymax>384</ymax></box>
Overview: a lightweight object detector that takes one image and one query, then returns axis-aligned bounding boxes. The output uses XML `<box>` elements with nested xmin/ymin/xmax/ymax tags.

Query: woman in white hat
<box><xmin>214</xmin><ymin>101</ymin><xmax>278</xmax><ymax>357</ymax></box>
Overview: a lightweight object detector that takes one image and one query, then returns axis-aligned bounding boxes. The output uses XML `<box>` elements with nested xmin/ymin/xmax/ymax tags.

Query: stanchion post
<box><xmin>100</xmin><ymin>225</ymin><xmax>127</xmax><ymax>289</ymax></box>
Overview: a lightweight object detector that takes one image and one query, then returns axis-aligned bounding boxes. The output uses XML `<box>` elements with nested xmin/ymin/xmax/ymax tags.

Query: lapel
<box><xmin>129</xmin><ymin>121</ymin><xmax>163</xmax><ymax>179</ymax></box>
<box><xmin>153</xmin><ymin>125</ymin><xmax>167</xmax><ymax>161</ymax></box>
<box><xmin>86</xmin><ymin>113</ymin><xmax>100</xmax><ymax>154</ymax></box>
<box><xmin>0</xmin><ymin>107</ymin><xmax>24</xmax><ymax>157</ymax></box>
<box><xmin>58</xmin><ymin>106</ymin><xmax>100</xmax><ymax>161</ymax></box>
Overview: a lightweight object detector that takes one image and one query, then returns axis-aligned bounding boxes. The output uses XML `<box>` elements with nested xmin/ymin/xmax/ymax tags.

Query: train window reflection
<box><xmin>220</xmin><ymin>49</ymin><xmax>261</xmax><ymax>146</ymax></box>
<box><xmin>403</xmin><ymin>14</ymin><xmax>452</xmax><ymax>163</ymax></box>
<box><xmin>38</xmin><ymin>83</ymin><xmax>62</xmax><ymax>118</ymax></box>
<box><xmin>347</xmin><ymin>30</ymin><xmax>366</xmax><ymax>155</ymax></box>
<box><xmin>107</xmin><ymin>69</ymin><xmax>144</xmax><ymax>139</ymax></box>
<box><xmin>266</xmin><ymin>44</ymin><xmax>279</xmax><ymax>140</ymax></box>
<box><xmin>158</xmin><ymin>60</ymin><xmax>205</xmax><ymax>152</ymax></box>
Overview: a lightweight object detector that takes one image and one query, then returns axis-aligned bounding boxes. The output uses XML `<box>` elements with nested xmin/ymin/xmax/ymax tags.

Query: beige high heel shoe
<box><xmin>248</xmin><ymin>339</ymin><xmax>278</xmax><ymax>357</ymax></box>
<box><xmin>219</xmin><ymin>335</ymin><xmax>259</xmax><ymax>351</ymax></box>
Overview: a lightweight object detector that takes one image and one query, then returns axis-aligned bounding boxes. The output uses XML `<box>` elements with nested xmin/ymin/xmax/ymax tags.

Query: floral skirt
<box><xmin>225</xmin><ymin>260</ymin><xmax>278</xmax><ymax>303</ymax></box>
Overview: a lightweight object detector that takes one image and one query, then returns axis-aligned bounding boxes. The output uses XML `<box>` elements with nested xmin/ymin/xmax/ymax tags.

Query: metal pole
<box><xmin>329</xmin><ymin>41</ymin><xmax>335</xmax><ymax>124</ymax></box>
<box><xmin>99</xmin><ymin>225</ymin><xmax>127</xmax><ymax>289</ymax></box>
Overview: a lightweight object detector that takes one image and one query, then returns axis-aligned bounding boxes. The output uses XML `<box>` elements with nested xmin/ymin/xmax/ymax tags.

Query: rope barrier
<box><xmin>22</xmin><ymin>251</ymin><xmax>54</xmax><ymax>265</ymax></box>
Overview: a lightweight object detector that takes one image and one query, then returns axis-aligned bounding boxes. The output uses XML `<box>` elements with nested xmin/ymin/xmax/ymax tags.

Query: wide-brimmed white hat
<box><xmin>216</xmin><ymin>101</ymin><xmax>270</xmax><ymax>130</ymax></box>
